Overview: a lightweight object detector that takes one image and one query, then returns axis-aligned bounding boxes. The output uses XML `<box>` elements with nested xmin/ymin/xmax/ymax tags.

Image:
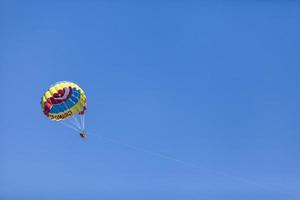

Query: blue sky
<box><xmin>1</xmin><ymin>1</ymin><xmax>300</xmax><ymax>199</ymax></box>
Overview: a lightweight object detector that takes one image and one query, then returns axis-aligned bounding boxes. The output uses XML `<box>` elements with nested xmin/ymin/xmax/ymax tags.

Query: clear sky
<box><xmin>1</xmin><ymin>1</ymin><xmax>300</xmax><ymax>199</ymax></box>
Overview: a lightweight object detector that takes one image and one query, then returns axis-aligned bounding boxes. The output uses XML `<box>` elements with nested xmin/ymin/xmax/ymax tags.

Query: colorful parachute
<box><xmin>41</xmin><ymin>81</ymin><xmax>87</xmax><ymax>136</ymax></box>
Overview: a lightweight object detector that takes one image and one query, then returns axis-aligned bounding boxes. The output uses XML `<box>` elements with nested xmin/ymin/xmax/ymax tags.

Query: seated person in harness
<box><xmin>80</xmin><ymin>131</ymin><xmax>88</xmax><ymax>139</ymax></box>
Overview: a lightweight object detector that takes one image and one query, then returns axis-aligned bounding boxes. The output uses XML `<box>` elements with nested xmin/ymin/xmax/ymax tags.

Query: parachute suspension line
<box><xmin>80</xmin><ymin>114</ymin><xmax>85</xmax><ymax>131</ymax></box>
<box><xmin>62</xmin><ymin>101</ymin><xmax>81</xmax><ymax>130</ymax></box>
<box><xmin>72</xmin><ymin>114</ymin><xmax>82</xmax><ymax>131</ymax></box>
<box><xmin>65</xmin><ymin>98</ymin><xmax>82</xmax><ymax>128</ymax></box>
<box><xmin>83</xmin><ymin>114</ymin><xmax>85</xmax><ymax>130</ymax></box>
<box><xmin>50</xmin><ymin>104</ymin><xmax>80</xmax><ymax>132</ymax></box>
<box><xmin>64</xmin><ymin>115</ymin><xmax>81</xmax><ymax>131</ymax></box>
<box><xmin>66</xmin><ymin>117</ymin><xmax>81</xmax><ymax>131</ymax></box>
<box><xmin>45</xmin><ymin>89</ymin><xmax>81</xmax><ymax>131</ymax></box>
<box><xmin>80</xmin><ymin>114</ymin><xmax>83</xmax><ymax>130</ymax></box>
<box><xmin>59</xmin><ymin>120</ymin><xmax>81</xmax><ymax>132</ymax></box>
<box><xmin>66</xmin><ymin>96</ymin><xmax>85</xmax><ymax>131</ymax></box>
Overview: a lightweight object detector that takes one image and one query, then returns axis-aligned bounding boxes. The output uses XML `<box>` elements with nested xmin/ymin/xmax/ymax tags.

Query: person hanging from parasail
<box><xmin>80</xmin><ymin>131</ymin><xmax>88</xmax><ymax>139</ymax></box>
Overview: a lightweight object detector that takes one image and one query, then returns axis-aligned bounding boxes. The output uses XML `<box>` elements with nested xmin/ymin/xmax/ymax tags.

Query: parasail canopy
<box><xmin>41</xmin><ymin>81</ymin><xmax>87</xmax><ymax>134</ymax></box>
